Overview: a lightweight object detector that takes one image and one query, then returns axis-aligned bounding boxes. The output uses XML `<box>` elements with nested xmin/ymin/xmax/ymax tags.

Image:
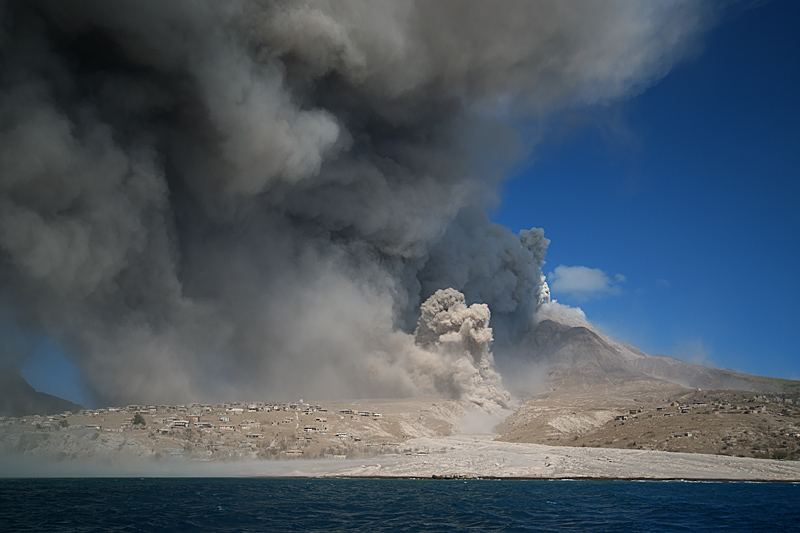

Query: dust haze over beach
<box><xmin>0</xmin><ymin>1</ymin><xmax>715</xmax><ymax>407</ymax></box>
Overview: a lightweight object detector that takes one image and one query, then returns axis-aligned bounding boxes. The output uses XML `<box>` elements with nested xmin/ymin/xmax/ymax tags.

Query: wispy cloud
<box><xmin>672</xmin><ymin>339</ymin><xmax>715</xmax><ymax>367</ymax></box>
<box><xmin>547</xmin><ymin>265</ymin><xmax>625</xmax><ymax>301</ymax></box>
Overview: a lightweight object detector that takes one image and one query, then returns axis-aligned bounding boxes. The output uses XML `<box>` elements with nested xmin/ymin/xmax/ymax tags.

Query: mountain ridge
<box><xmin>521</xmin><ymin>319</ymin><xmax>800</xmax><ymax>394</ymax></box>
<box><xmin>0</xmin><ymin>370</ymin><xmax>83</xmax><ymax>418</ymax></box>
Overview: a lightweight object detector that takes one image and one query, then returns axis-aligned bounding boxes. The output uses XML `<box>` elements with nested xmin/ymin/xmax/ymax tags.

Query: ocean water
<box><xmin>1</xmin><ymin>478</ymin><xmax>798</xmax><ymax>532</ymax></box>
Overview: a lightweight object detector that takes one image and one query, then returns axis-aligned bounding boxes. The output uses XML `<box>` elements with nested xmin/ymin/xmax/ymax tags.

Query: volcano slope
<box><xmin>495</xmin><ymin>319</ymin><xmax>800</xmax><ymax>460</ymax></box>
<box><xmin>513</xmin><ymin>319</ymin><xmax>800</xmax><ymax>395</ymax></box>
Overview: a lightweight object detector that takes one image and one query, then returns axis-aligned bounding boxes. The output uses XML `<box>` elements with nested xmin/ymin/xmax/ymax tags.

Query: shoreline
<box><xmin>324</xmin><ymin>475</ymin><xmax>800</xmax><ymax>483</ymax></box>
<box><xmin>2</xmin><ymin>473</ymin><xmax>799</xmax><ymax>483</ymax></box>
<box><xmin>4</xmin><ymin>434</ymin><xmax>800</xmax><ymax>481</ymax></box>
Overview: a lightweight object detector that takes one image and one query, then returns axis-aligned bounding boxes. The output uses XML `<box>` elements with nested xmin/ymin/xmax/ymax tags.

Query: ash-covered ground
<box><xmin>3</xmin><ymin>385</ymin><xmax>800</xmax><ymax>481</ymax></box>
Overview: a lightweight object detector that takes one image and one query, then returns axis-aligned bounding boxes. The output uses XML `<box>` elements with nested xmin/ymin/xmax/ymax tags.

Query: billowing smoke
<box><xmin>414</xmin><ymin>288</ymin><xmax>510</xmax><ymax>411</ymax></box>
<box><xmin>0</xmin><ymin>1</ymin><xmax>712</xmax><ymax>406</ymax></box>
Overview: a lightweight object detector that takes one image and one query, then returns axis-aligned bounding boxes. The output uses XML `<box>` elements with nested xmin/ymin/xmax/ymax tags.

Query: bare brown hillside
<box><xmin>496</xmin><ymin>381</ymin><xmax>800</xmax><ymax>460</ymax></box>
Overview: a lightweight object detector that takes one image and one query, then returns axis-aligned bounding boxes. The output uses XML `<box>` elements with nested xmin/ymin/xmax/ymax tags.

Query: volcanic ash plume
<box><xmin>0</xmin><ymin>0</ymin><xmax>713</xmax><ymax>406</ymax></box>
<box><xmin>414</xmin><ymin>289</ymin><xmax>511</xmax><ymax>412</ymax></box>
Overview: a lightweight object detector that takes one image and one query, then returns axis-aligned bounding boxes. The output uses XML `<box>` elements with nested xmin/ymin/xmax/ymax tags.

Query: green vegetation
<box><xmin>132</xmin><ymin>413</ymin><xmax>146</xmax><ymax>426</ymax></box>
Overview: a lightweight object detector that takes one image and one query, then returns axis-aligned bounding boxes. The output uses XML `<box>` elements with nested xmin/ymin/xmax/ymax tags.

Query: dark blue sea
<box><xmin>1</xmin><ymin>478</ymin><xmax>799</xmax><ymax>532</ymax></box>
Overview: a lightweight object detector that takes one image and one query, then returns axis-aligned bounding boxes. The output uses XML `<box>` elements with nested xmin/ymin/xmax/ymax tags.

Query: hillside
<box><xmin>0</xmin><ymin>370</ymin><xmax>83</xmax><ymax>418</ymax></box>
<box><xmin>518</xmin><ymin>319</ymin><xmax>800</xmax><ymax>395</ymax></box>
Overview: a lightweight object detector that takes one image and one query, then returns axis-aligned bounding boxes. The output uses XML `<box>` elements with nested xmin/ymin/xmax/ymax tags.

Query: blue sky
<box><xmin>495</xmin><ymin>0</ymin><xmax>800</xmax><ymax>379</ymax></box>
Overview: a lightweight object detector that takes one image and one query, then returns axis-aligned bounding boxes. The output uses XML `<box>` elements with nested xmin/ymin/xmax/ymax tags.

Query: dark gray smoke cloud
<box><xmin>0</xmin><ymin>0</ymin><xmax>712</xmax><ymax>406</ymax></box>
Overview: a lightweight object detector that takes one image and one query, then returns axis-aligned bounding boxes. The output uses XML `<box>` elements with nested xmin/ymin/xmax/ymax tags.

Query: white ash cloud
<box><xmin>0</xmin><ymin>0</ymin><xmax>713</xmax><ymax>406</ymax></box>
<box><xmin>534</xmin><ymin>301</ymin><xmax>591</xmax><ymax>330</ymax></box>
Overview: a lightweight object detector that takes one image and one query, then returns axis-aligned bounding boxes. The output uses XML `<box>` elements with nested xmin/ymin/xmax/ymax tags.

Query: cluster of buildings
<box><xmin>2</xmin><ymin>399</ymin><xmax>407</xmax><ymax>460</ymax></box>
<box><xmin>611</xmin><ymin>395</ymin><xmax>790</xmax><ymax>424</ymax></box>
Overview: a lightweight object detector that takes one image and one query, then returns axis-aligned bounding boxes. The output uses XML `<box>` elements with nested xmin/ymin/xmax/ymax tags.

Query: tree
<box><xmin>132</xmin><ymin>413</ymin><xmax>146</xmax><ymax>426</ymax></box>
